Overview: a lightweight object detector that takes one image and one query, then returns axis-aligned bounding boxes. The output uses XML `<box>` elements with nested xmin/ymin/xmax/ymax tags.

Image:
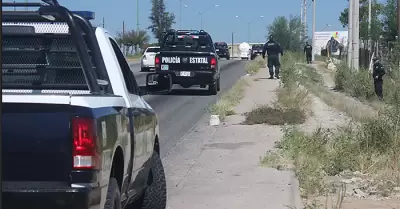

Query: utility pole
<box><xmin>136</xmin><ymin>0</ymin><xmax>140</xmax><ymax>54</ymax></box>
<box><xmin>122</xmin><ymin>21</ymin><xmax>126</xmax><ymax>56</ymax></box>
<box><xmin>311</xmin><ymin>0</ymin><xmax>316</xmax><ymax>61</ymax></box>
<box><xmin>102</xmin><ymin>17</ymin><xmax>105</xmax><ymax>28</ymax></box>
<box><xmin>304</xmin><ymin>0</ymin><xmax>307</xmax><ymax>40</ymax></box>
<box><xmin>232</xmin><ymin>32</ymin><xmax>234</xmax><ymax>57</ymax></box>
<box><xmin>122</xmin><ymin>21</ymin><xmax>125</xmax><ymax>37</ymax></box>
<box><xmin>348</xmin><ymin>0</ymin><xmax>353</xmax><ymax>68</ymax></box>
<box><xmin>353</xmin><ymin>0</ymin><xmax>360</xmax><ymax>71</ymax></box>
<box><xmin>368</xmin><ymin>0</ymin><xmax>372</xmax><ymax>53</ymax></box>
<box><xmin>300</xmin><ymin>0</ymin><xmax>303</xmax><ymax>41</ymax></box>
<box><xmin>136</xmin><ymin>0</ymin><xmax>139</xmax><ymax>32</ymax></box>
<box><xmin>397</xmin><ymin>0</ymin><xmax>400</xmax><ymax>38</ymax></box>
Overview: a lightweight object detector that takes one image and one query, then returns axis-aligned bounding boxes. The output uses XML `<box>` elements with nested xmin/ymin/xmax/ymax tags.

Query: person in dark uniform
<box><xmin>372</xmin><ymin>57</ymin><xmax>385</xmax><ymax>100</ymax></box>
<box><xmin>262</xmin><ymin>35</ymin><xmax>283</xmax><ymax>79</ymax></box>
<box><xmin>304</xmin><ymin>41</ymin><xmax>312</xmax><ymax>64</ymax></box>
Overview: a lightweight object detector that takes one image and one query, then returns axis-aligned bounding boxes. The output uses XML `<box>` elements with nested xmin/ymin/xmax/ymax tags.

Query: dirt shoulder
<box><xmin>163</xmin><ymin>68</ymin><xmax>303</xmax><ymax>209</ymax></box>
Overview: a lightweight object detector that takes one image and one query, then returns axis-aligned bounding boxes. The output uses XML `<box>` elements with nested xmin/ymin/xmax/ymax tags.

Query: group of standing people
<box><xmin>261</xmin><ymin>36</ymin><xmax>386</xmax><ymax>100</ymax></box>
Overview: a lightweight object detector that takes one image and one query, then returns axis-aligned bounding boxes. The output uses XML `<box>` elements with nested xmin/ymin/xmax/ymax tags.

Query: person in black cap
<box><xmin>262</xmin><ymin>35</ymin><xmax>283</xmax><ymax>79</ymax></box>
<box><xmin>304</xmin><ymin>41</ymin><xmax>312</xmax><ymax>64</ymax></box>
<box><xmin>372</xmin><ymin>56</ymin><xmax>385</xmax><ymax>100</ymax></box>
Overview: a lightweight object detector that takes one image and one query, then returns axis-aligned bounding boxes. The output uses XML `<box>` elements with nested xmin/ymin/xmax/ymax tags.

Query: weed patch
<box><xmin>243</xmin><ymin>105</ymin><xmax>306</xmax><ymax>125</ymax></box>
<box><xmin>245</xmin><ymin>56</ymin><xmax>266</xmax><ymax>75</ymax></box>
<box><xmin>243</xmin><ymin>52</ymin><xmax>311</xmax><ymax>126</ymax></box>
<box><xmin>210</xmin><ymin>78</ymin><xmax>248</xmax><ymax>120</ymax></box>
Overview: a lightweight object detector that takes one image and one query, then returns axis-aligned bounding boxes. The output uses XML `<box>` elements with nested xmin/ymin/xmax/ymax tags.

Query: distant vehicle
<box><xmin>214</xmin><ymin>42</ymin><xmax>231</xmax><ymax>60</ymax></box>
<box><xmin>250</xmin><ymin>44</ymin><xmax>264</xmax><ymax>60</ymax></box>
<box><xmin>141</xmin><ymin>46</ymin><xmax>160</xmax><ymax>72</ymax></box>
<box><xmin>154</xmin><ymin>29</ymin><xmax>221</xmax><ymax>95</ymax></box>
<box><xmin>238</xmin><ymin>42</ymin><xmax>251</xmax><ymax>60</ymax></box>
<box><xmin>2</xmin><ymin>1</ymin><xmax>170</xmax><ymax>209</ymax></box>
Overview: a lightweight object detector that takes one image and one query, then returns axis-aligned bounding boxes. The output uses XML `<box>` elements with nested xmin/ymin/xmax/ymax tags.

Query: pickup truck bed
<box><xmin>2</xmin><ymin>2</ymin><xmax>168</xmax><ymax>209</ymax></box>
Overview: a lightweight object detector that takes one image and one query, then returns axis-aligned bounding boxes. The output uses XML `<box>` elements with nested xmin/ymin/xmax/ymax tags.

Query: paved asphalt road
<box><xmin>129</xmin><ymin>59</ymin><xmax>248</xmax><ymax>158</ymax></box>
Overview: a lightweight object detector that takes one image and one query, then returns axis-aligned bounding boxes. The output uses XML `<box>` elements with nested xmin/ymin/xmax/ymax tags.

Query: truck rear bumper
<box><xmin>217</xmin><ymin>52</ymin><xmax>228</xmax><ymax>57</ymax></box>
<box><xmin>3</xmin><ymin>181</ymin><xmax>101</xmax><ymax>209</ymax></box>
<box><xmin>167</xmin><ymin>70</ymin><xmax>217</xmax><ymax>85</ymax></box>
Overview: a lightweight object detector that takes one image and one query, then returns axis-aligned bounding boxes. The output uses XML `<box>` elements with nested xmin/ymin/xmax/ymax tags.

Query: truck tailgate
<box><xmin>159</xmin><ymin>51</ymin><xmax>216</xmax><ymax>71</ymax></box>
<box><xmin>2</xmin><ymin>95</ymin><xmax>73</xmax><ymax>182</ymax></box>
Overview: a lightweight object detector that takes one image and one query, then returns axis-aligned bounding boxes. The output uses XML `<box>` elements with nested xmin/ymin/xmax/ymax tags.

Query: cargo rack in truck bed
<box><xmin>2</xmin><ymin>0</ymin><xmax>112</xmax><ymax>94</ymax></box>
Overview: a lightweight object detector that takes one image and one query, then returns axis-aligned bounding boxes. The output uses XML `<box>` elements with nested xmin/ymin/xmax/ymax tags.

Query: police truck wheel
<box><xmin>104</xmin><ymin>178</ymin><xmax>121</xmax><ymax>209</ymax></box>
<box><xmin>226</xmin><ymin>56</ymin><xmax>230</xmax><ymax>60</ymax></box>
<box><xmin>217</xmin><ymin>77</ymin><xmax>221</xmax><ymax>91</ymax></box>
<box><xmin>140</xmin><ymin>152</ymin><xmax>167</xmax><ymax>209</ymax></box>
<box><xmin>208</xmin><ymin>81</ymin><xmax>218</xmax><ymax>95</ymax></box>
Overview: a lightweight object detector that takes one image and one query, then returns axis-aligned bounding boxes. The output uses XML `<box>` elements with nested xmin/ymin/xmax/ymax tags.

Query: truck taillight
<box><xmin>72</xmin><ymin>117</ymin><xmax>100</xmax><ymax>170</ymax></box>
<box><xmin>155</xmin><ymin>56</ymin><xmax>160</xmax><ymax>68</ymax></box>
<box><xmin>210</xmin><ymin>57</ymin><xmax>216</xmax><ymax>69</ymax></box>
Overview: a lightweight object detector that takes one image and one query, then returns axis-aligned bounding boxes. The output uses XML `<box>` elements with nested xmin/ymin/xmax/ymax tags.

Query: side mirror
<box><xmin>138</xmin><ymin>73</ymin><xmax>172</xmax><ymax>96</ymax></box>
<box><xmin>228</xmin><ymin>46</ymin><xmax>231</xmax><ymax>49</ymax></box>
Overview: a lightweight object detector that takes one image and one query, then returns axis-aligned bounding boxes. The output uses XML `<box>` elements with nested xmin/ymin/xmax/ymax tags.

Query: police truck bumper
<box><xmin>3</xmin><ymin>181</ymin><xmax>101</xmax><ymax>209</ymax></box>
<box><xmin>160</xmin><ymin>70</ymin><xmax>217</xmax><ymax>85</ymax></box>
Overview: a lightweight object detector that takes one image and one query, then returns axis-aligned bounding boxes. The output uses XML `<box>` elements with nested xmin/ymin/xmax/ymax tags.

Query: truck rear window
<box><xmin>252</xmin><ymin>44</ymin><xmax>263</xmax><ymax>49</ymax></box>
<box><xmin>214</xmin><ymin>43</ymin><xmax>227</xmax><ymax>48</ymax></box>
<box><xmin>2</xmin><ymin>24</ymin><xmax>94</xmax><ymax>91</ymax></box>
<box><xmin>162</xmin><ymin>34</ymin><xmax>212</xmax><ymax>52</ymax></box>
<box><xmin>146</xmin><ymin>47</ymin><xmax>160</xmax><ymax>53</ymax></box>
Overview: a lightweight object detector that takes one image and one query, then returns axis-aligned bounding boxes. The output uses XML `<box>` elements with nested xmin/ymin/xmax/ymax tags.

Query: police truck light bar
<box><xmin>72</xmin><ymin>11</ymin><xmax>96</xmax><ymax>20</ymax></box>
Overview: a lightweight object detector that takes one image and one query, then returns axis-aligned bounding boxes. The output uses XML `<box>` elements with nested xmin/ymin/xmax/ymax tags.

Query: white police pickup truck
<box><xmin>2</xmin><ymin>1</ymin><xmax>172</xmax><ymax>209</ymax></box>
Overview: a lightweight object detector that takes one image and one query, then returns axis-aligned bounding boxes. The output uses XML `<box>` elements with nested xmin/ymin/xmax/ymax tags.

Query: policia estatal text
<box><xmin>262</xmin><ymin>35</ymin><xmax>283</xmax><ymax>79</ymax></box>
<box><xmin>304</xmin><ymin>42</ymin><xmax>312</xmax><ymax>64</ymax></box>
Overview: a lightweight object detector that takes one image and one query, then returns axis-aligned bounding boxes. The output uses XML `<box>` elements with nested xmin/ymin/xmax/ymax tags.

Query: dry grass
<box><xmin>243</xmin><ymin>52</ymin><xmax>311</xmax><ymax>126</ymax></box>
<box><xmin>261</xmin><ymin>53</ymin><xmax>400</xmax><ymax>205</ymax></box>
<box><xmin>210</xmin><ymin>78</ymin><xmax>248</xmax><ymax>121</ymax></box>
<box><xmin>245</xmin><ymin>56</ymin><xmax>266</xmax><ymax>75</ymax></box>
<box><xmin>298</xmin><ymin>64</ymin><xmax>376</xmax><ymax>121</ymax></box>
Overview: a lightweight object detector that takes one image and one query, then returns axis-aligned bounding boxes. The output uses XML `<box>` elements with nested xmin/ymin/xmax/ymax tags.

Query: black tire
<box><xmin>226</xmin><ymin>56</ymin><xmax>230</xmax><ymax>60</ymax></box>
<box><xmin>140</xmin><ymin>152</ymin><xmax>167</xmax><ymax>209</ymax></box>
<box><xmin>217</xmin><ymin>77</ymin><xmax>221</xmax><ymax>91</ymax></box>
<box><xmin>104</xmin><ymin>178</ymin><xmax>122</xmax><ymax>209</ymax></box>
<box><xmin>208</xmin><ymin>81</ymin><xmax>218</xmax><ymax>95</ymax></box>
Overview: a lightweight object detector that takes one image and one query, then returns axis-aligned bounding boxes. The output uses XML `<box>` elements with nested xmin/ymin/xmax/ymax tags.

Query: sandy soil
<box><xmin>163</xmin><ymin>68</ymin><xmax>303</xmax><ymax>209</ymax></box>
<box><xmin>162</xmin><ymin>61</ymin><xmax>400</xmax><ymax>209</ymax></box>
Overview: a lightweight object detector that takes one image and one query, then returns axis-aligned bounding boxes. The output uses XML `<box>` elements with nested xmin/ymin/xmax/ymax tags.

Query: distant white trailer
<box><xmin>238</xmin><ymin>42</ymin><xmax>251</xmax><ymax>60</ymax></box>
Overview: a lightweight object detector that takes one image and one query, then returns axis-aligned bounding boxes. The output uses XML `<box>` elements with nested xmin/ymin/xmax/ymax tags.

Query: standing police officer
<box><xmin>262</xmin><ymin>35</ymin><xmax>283</xmax><ymax>79</ymax></box>
<box><xmin>304</xmin><ymin>41</ymin><xmax>312</xmax><ymax>64</ymax></box>
<box><xmin>372</xmin><ymin>57</ymin><xmax>385</xmax><ymax>100</ymax></box>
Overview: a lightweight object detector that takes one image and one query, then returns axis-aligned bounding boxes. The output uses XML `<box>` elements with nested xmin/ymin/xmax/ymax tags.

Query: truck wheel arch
<box><xmin>154</xmin><ymin>135</ymin><xmax>160</xmax><ymax>155</ymax></box>
<box><xmin>111</xmin><ymin>146</ymin><xmax>124</xmax><ymax>190</ymax></box>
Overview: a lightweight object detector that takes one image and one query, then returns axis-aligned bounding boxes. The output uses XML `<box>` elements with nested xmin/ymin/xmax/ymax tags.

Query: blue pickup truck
<box><xmin>2</xmin><ymin>1</ymin><xmax>172</xmax><ymax>209</ymax></box>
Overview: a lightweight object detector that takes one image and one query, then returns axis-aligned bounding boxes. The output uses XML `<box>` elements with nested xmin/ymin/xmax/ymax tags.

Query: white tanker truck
<box><xmin>238</xmin><ymin>42</ymin><xmax>251</xmax><ymax>60</ymax></box>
